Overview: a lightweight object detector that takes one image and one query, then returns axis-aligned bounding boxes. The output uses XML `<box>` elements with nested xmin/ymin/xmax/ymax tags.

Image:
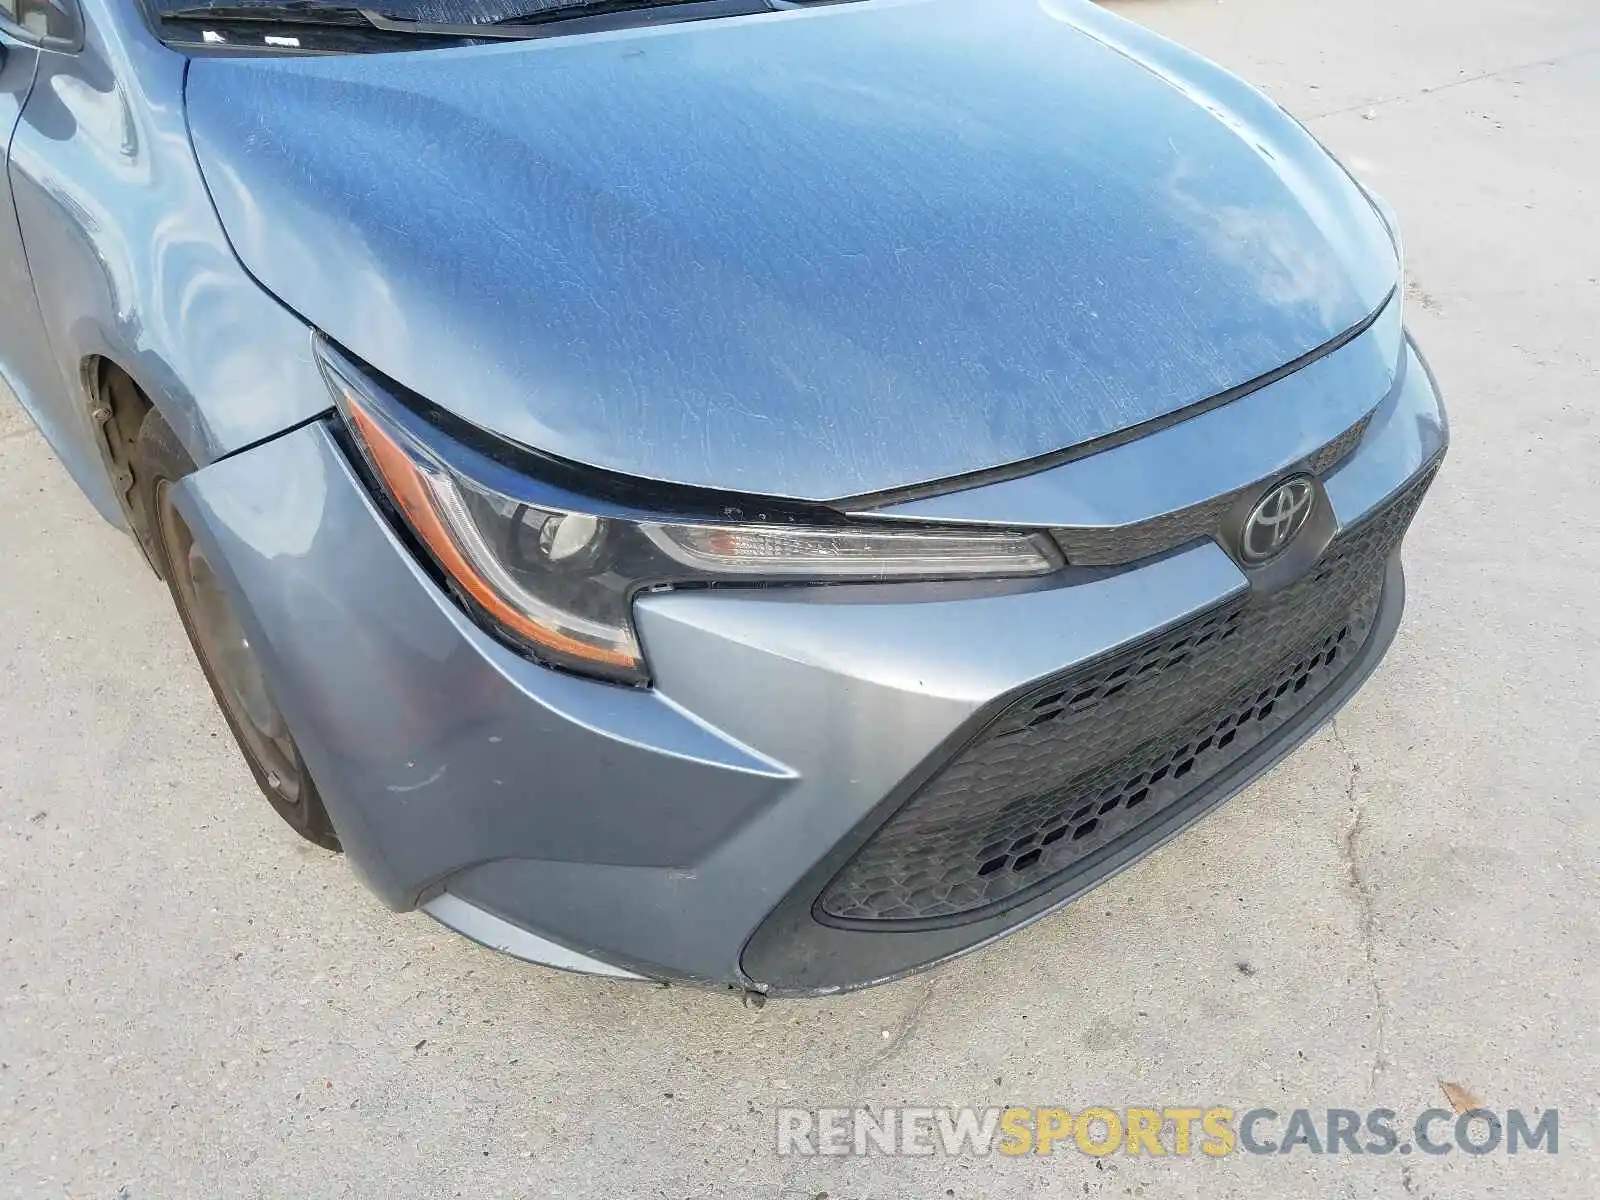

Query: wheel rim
<box><xmin>156</xmin><ymin>483</ymin><xmax>303</xmax><ymax>806</ymax></box>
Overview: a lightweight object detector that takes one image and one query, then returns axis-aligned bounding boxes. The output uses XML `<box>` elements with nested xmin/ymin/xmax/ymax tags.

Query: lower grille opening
<box><xmin>816</xmin><ymin>466</ymin><xmax>1434</xmax><ymax>928</ymax></box>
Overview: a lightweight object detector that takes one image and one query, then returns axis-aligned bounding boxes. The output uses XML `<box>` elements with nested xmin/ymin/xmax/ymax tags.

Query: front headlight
<box><xmin>318</xmin><ymin>341</ymin><xmax>1060</xmax><ymax>685</ymax></box>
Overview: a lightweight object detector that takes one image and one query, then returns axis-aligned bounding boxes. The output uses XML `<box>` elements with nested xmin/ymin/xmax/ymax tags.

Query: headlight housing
<box><xmin>319</xmin><ymin>341</ymin><xmax>1061</xmax><ymax>685</ymax></box>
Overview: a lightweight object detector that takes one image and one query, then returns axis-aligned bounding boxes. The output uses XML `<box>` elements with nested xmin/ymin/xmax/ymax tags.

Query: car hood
<box><xmin>185</xmin><ymin>0</ymin><xmax>1398</xmax><ymax>501</ymax></box>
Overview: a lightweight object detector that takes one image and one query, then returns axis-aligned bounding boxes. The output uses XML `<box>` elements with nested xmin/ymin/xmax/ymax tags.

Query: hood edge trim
<box><xmin>839</xmin><ymin>286</ymin><xmax>1396</xmax><ymax>511</ymax></box>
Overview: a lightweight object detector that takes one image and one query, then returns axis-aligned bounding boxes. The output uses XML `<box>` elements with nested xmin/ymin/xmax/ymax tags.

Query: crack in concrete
<box><xmin>1307</xmin><ymin>42</ymin><xmax>1600</xmax><ymax>121</ymax></box>
<box><xmin>857</xmin><ymin>975</ymin><xmax>939</xmax><ymax>1080</ymax></box>
<box><xmin>1331</xmin><ymin>717</ymin><xmax>1389</xmax><ymax>1096</ymax></box>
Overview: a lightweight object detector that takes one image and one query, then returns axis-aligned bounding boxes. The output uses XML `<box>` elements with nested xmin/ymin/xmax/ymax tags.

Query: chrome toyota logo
<box><xmin>1240</xmin><ymin>477</ymin><xmax>1316</xmax><ymax>564</ymax></box>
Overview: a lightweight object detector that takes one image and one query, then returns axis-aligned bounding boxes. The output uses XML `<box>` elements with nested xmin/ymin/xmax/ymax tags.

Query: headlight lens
<box><xmin>320</xmin><ymin>343</ymin><xmax>1060</xmax><ymax>685</ymax></box>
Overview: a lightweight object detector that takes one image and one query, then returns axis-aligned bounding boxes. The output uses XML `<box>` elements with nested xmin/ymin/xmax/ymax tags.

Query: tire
<box><xmin>133</xmin><ymin>408</ymin><xmax>341</xmax><ymax>851</ymax></box>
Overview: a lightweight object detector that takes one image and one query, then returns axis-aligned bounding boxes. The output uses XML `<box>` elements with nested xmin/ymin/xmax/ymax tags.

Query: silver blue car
<box><xmin>1</xmin><ymin>0</ymin><xmax>1445</xmax><ymax>994</ymax></box>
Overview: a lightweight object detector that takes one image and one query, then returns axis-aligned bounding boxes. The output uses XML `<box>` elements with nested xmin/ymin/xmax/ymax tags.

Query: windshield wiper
<box><xmin>162</xmin><ymin>0</ymin><xmax>782</xmax><ymax>41</ymax></box>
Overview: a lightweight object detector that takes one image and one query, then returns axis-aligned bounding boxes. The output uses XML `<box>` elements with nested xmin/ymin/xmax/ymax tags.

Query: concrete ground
<box><xmin>2</xmin><ymin>0</ymin><xmax>1597</xmax><ymax>1195</ymax></box>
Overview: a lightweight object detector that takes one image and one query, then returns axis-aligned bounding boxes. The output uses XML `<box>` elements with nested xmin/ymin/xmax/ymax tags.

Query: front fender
<box><xmin>7</xmin><ymin>1</ymin><xmax>336</xmax><ymax>525</ymax></box>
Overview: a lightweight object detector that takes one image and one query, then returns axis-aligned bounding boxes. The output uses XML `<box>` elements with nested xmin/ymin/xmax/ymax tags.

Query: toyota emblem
<box><xmin>1240</xmin><ymin>477</ymin><xmax>1316</xmax><ymax>564</ymax></box>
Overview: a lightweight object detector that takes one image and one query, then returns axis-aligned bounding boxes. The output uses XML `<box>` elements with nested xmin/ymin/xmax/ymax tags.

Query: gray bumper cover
<box><xmin>171</xmin><ymin>333</ymin><xmax>1446</xmax><ymax>992</ymax></box>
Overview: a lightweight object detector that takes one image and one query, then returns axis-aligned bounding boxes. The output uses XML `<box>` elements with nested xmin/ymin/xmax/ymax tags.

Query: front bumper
<box><xmin>174</xmin><ymin>328</ymin><xmax>1447</xmax><ymax>996</ymax></box>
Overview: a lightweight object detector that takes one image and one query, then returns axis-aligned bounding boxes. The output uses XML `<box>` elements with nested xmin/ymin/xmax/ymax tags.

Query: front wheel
<box><xmin>134</xmin><ymin>408</ymin><xmax>341</xmax><ymax>851</ymax></box>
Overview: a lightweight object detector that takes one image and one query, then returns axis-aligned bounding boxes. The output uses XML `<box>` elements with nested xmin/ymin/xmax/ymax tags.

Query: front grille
<box><xmin>1052</xmin><ymin>416</ymin><xmax>1370</xmax><ymax>567</ymax></box>
<box><xmin>818</xmin><ymin>465</ymin><xmax>1436</xmax><ymax>926</ymax></box>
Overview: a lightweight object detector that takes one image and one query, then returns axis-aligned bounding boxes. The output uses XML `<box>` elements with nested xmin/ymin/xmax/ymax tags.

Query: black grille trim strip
<box><xmin>1051</xmin><ymin>415</ymin><xmax>1370</xmax><ymax>567</ymax></box>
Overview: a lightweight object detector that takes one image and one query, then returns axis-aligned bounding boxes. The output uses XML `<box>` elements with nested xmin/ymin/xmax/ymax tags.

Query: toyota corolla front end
<box><xmin>1</xmin><ymin>0</ymin><xmax>1445</xmax><ymax>994</ymax></box>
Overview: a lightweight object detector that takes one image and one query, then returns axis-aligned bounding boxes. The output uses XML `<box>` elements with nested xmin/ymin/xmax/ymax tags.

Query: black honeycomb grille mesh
<box><xmin>817</xmin><ymin>466</ymin><xmax>1435</xmax><ymax>926</ymax></box>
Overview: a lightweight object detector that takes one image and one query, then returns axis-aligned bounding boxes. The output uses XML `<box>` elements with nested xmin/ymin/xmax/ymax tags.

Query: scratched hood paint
<box><xmin>185</xmin><ymin>0</ymin><xmax>1397</xmax><ymax>501</ymax></box>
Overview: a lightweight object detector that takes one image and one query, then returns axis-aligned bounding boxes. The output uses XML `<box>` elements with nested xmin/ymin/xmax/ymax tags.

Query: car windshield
<box><xmin>155</xmin><ymin>0</ymin><xmax>565</xmax><ymax>17</ymax></box>
<box><xmin>154</xmin><ymin>0</ymin><xmax>796</xmax><ymax>25</ymax></box>
<box><xmin>151</xmin><ymin>0</ymin><xmax>833</xmax><ymax>50</ymax></box>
